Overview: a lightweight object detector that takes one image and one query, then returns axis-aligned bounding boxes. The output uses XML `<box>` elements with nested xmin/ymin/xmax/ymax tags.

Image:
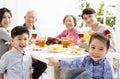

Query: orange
<box><xmin>88</xmin><ymin>31</ymin><xmax>96</xmax><ymax>36</ymax></box>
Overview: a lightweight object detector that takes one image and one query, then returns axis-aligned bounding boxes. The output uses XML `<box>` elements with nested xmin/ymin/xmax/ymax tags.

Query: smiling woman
<box><xmin>0</xmin><ymin>7</ymin><xmax>12</xmax><ymax>57</ymax></box>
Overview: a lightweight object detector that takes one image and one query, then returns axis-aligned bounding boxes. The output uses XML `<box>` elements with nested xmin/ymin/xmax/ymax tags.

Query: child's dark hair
<box><xmin>63</xmin><ymin>15</ymin><xmax>77</xmax><ymax>26</ymax></box>
<box><xmin>89</xmin><ymin>33</ymin><xmax>110</xmax><ymax>50</ymax></box>
<box><xmin>11</xmin><ymin>26</ymin><xmax>29</xmax><ymax>38</ymax></box>
<box><xmin>0</xmin><ymin>7</ymin><xmax>12</xmax><ymax>23</ymax></box>
<box><xmin>81</xmin><ymin>8</ymin><xmax>96</xmax><ymax>19</ymax></box>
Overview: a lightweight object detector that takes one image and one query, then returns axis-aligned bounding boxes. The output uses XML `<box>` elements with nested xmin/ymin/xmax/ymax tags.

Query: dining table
<box><xmin>27</xmin><ymin>45</ymin><xmax>120</xmax><ymax>79</ymax></box>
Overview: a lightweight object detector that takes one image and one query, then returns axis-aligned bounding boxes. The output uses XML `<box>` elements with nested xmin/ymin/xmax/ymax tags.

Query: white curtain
<box><xmin>115</xmin><ymin>0</ymin><xmax>120</xmax><ymax>52</ymax></box>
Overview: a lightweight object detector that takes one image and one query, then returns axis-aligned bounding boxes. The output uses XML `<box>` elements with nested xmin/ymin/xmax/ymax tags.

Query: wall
<box><xmin>115</xmin><ymin>0</ymin><xmax>120</xmax><ymax>52</ymax></box>
<box><xmin>0</xmin><ymin>0</ymin><xmax>78</xmax><ymax>37</ymax></box>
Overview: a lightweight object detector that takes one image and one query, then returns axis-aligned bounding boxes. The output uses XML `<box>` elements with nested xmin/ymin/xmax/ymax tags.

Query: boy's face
<box><xmin>88</xmin><ymin>38</ymin><xmax>108</xmax><ymax>62</ymax></box>
<box><xmin>12</xmin><ymin>33</ymin><xmax>29</xmax><ymax>51</ymax></box>
<box><xmin>82</xmin><ymin>14</ymin><xmax>98</xmax><ymax>27</ymax></box>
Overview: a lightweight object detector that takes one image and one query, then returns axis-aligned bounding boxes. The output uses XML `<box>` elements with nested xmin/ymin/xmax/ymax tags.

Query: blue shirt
<box><xmin>60</xmin><ymin>55</ymin><xmax>114</xmax><ymax>79</ymax></box>
<box><xmin>0</xmin><ymin>47</ymin><xmax>32</xmax><ymax>79</ymax></box>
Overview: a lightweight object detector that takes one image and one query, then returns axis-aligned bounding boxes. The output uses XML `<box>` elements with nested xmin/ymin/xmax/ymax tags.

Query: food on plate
<box><xmin>47</xmin><ymin>44</ymin><xmax>63</xmax><ymax>52</ymax></box>
<box><xmin>46</xmin><ymin>37</ymin><xmax>61</xmax><ymax>45</ymax></box>
<box><xmin>70</xmin><ymin>45</ymin><xmax>82</xmax><ymax>54</ymax></box>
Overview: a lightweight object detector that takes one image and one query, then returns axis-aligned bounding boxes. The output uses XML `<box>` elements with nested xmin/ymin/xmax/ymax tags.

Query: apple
<box><xmin>103</xmin><ymin>29</ymin><xmax>111</xmax><ymax>35</ymax></box>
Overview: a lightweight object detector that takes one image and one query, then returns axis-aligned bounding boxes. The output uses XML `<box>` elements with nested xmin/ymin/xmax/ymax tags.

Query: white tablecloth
<box><xmin>30</xmin><ymin>48</ymin><xmax>120</xmax><ymax>79</ymax></box>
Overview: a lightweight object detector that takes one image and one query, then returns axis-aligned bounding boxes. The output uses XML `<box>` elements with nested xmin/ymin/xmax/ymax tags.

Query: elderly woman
<box><xmin>56</xmin><ymin>15</ymin><xmax>79</xmax><ymax>45</ymax></box>
<box><xmin>54</xmin><ymin>15</ymin><xmax>80</xmax><ymax>79</ymax></box>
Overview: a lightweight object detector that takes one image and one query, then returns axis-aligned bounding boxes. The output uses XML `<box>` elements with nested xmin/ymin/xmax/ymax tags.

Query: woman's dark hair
<box><xmin>63</xmin><ymin>15</ymin><xmax>77</xmax><ymax>26</ymax></box>
<box><xmin>0</xmin><ymin>8</ymin><xmax>12</xmax><ymax>23</ymax></box>
<box><xmin>81</xmin><ymin>8</ymin><xmax>96</xmax><ymax>19</ymax></box>
<box><xmin>11</xmin><ymin>26</ymin><xmax>29</xmax><ymax>38</ymax></box>
<box><xmin>89</xmin><ymin>33</ymin><xmax>110</xmax><ymax>50</ymax></box>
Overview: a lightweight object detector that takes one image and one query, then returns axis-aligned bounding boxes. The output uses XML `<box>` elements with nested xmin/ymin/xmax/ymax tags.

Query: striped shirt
<box><xmin>60</xmin><ymin>55</ymin><xmax>114</xmax><ymax>79</ymax></box>
<box><xmin>0</xmin><ymin>47</ymin><xmax>32</xmax><ymax>79</ymax></box>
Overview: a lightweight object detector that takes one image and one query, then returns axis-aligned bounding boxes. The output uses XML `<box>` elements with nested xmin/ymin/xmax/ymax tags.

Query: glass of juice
<box><xmin>32</xmin><ymin>33</ymin><xmax>37</xmax><ymax>39</ymax></box>
<box><xmin>67</xmin><ymin>36</ymin><xmax>74</xmax><ymax>46</ymax></box>
<box><xmin>61</xmin><ymin>37</ymin><xmax>68</xmax><ymax>48</ymax></box>
<box><xmin>39</xmin><ymin>37</ymin><xmax>46</xmax><ymax>48</ymax></box>
<box><xmin>78</xmin><ymin>33</ymin><xmax>84</xmax><ymax>39</ymax></box>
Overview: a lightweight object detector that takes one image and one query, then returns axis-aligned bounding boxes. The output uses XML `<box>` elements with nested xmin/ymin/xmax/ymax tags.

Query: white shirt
<box><xmin>0</xmin><ymin>47</ymin><xmax>32</xmax><ymax>79</ymax></box>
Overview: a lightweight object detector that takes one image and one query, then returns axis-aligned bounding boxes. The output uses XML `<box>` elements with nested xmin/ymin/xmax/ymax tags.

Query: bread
<box><xmin>46</xmin><ymin>37</ymin><xmax>61</xmax><ymax>45</ymax></box>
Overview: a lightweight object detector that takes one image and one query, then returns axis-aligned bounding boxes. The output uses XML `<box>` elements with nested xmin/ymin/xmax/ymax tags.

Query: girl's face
<box><xmin>12</xmin><ymin>33</ymin><xmax>29</xmax><ymax>52</ymax></box>
<box><xmin>1</xmin><ymin>12</ymin><xmax>12</xmax><ymax>28</ymax></box>
<box><xmin>88</xmin><ymin>38</ymin><xmax>108</xmax><ymax>62</ymax></box>
<box><xmin>64</xmin><ymin>16</ymin><xmax>75</xmax><ymax>31</ymax></box>
<box><xmin>82</xmin><ymin>14</ymin><xmax>98</xmax><ymax>27</ymax></box>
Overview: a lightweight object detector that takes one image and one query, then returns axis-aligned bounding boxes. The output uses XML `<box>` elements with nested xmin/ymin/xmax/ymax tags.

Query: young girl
<box><xmin>47</xmin><ymin>33</ymin><xmax>114</xmax><ymax>79</ymax></box>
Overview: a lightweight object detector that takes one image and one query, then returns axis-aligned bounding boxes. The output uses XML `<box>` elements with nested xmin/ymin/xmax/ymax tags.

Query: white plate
<box><xmin>67</xmin><ymin>51</ymin><xmax>82</xmax><ymax>55</ymax></box>
<box><xmin>66</xmin><ymin>48</ymin><xmax>86</xmax><ymax>55</ymax></box>
<box><xmin>47</xmin><ymin>49</ymin><xmax>65</xmax><ymax>53</ymax></box>
<box><xmin>32</xmin><ymin>46</ymin><xmax>45</xmax><ymax>51</ymax></box>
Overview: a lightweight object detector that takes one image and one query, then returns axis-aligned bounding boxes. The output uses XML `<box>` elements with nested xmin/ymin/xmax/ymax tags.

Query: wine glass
<box><xmin>32</xmin><ymin>33</ymin><xmax>37</xmax><ymax>40</ymax></box>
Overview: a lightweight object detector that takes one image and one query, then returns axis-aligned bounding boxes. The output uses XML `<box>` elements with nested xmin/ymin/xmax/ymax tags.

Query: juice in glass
<box><xmin>62</xmin><ymin>40</ymin><xmax>68</xmax><ymax>48</ymax></box>
<box><xmin>32</xmin><ymin>33</ymin><xmax>37</xmax><ymax>39</ymax></box>
<box><xmin>68</xmin><ymin>38</ymin><xmax>74</xmax><ymax>45</ymax></box>
<box><xmin>78</xmin><ymin>33</ymin><xmax>84</xmax><ymax>39</ymax></box>
<box><xmin>39</xmin><ymin>38</ymin><xmax>46</xmax><ymax>48</ymax></box>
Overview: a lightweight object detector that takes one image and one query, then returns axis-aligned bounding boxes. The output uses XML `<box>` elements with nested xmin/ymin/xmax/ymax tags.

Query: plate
<box><xmin>67</xmin><ymin>46</ymin><xmax>85</xmax><ymax>55</ymax></box>
<box><xmin>47</xmin><ymin>44</ymin><xmax>66</xmax><ymax>53</ymax></box>
<box><xmin>67</xmin><ymin>51</ymin><xmax>82</xmax><ymax>55</ymax></box>
<box><xmin>32</xmin><ymin>46</ymin><xmax>45</xmax><ymax>51</ymax></box>
<box><xmin>47</xmin><ymin>48</ymin><xmax>67</xmax><ymax>53</ymax></box>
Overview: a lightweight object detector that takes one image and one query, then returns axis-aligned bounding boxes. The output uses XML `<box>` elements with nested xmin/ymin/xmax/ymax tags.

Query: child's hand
<box><xmin>47</xmin><ymin>57</ymin><xmax>60</xmax><ymax>66</ymax></box>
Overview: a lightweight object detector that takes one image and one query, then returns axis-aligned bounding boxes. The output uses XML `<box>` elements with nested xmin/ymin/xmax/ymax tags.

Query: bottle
<box><xmin>84</xmin><ymin>32</ymin><xmax>90</xmax><ymax>43</ymax></box>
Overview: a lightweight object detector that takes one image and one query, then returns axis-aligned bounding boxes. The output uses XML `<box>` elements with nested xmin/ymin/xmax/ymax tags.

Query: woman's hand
<box><xmin>47</xmin><ymin>57</ymin><xmax>60</xmax><ymax>66</ymax></box>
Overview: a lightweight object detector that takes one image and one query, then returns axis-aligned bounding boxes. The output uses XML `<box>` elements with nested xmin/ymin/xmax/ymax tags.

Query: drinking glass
<box><xmin>32</xmin><ymin>33</ymin><xmax>37</xmax><ymax>40</ymax></box>
<box><xmin>39</xmin><ymin>37</ymin><xmax>46</xmax><ymax>48</ymax></box>
<box><xmin>84</xmin><ymin>33</ymin><xmax>90</xmax><ymax>43</ymax></box>
<box><xmin>78</xmin><ymin>33</ymin><xmax>84</xmax><ymax>39</ymax></box>
<box><xmin>67</xmin><ymin>36</ymin><xmax>74</xmax><ymax>46</ymax></box>
<box><xmin>61</xmin><ymin>37</ymin><xmax>68</xmax><ymax>48</ymax></box>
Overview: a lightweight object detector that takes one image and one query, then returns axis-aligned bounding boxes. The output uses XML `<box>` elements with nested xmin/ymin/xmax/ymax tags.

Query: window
<box><xmin>77</xmin><ymin>0</ymin><xmax>117</xmax><ymax>28</ymax></box>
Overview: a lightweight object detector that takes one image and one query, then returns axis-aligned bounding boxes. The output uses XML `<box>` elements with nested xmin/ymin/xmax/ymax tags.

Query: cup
<box><xmin>32</xmin><ymin>33</ymin><xmax>37</xmax><ymax>39</ymax></box>
<box><xmin>78</xmin><ymin>33</ymin><xmax>84</xmax><ymax>39</ymax></box>
<box><xmin>61</xmin><ymin>37</ymin><xmax>68</xmax><ymax>48</ymax></box>
<box><xmin>67</xmin><ymin>36</ymin><xmax>74</xmax><ymax>46</ymax></box>
<box><xmin>84</xmin><ymin>33</ymin><xmax>90</xmax><ymax>43</ymax></box>
<box><xmin>39</xmin><ymin>37</ymin><xmax>46</xmax><ymax>48</ymax></box>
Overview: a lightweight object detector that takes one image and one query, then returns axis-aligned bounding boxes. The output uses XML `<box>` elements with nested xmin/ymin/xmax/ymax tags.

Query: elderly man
<box><xmin>23</xmin><ymin>10</ymin><xmax>47</xmax><ymax>79</ymax></box>
<box><xmin>23</xmin><ymin>10</ymin><xmax>41</xmax><ymax>38</ymax></box>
